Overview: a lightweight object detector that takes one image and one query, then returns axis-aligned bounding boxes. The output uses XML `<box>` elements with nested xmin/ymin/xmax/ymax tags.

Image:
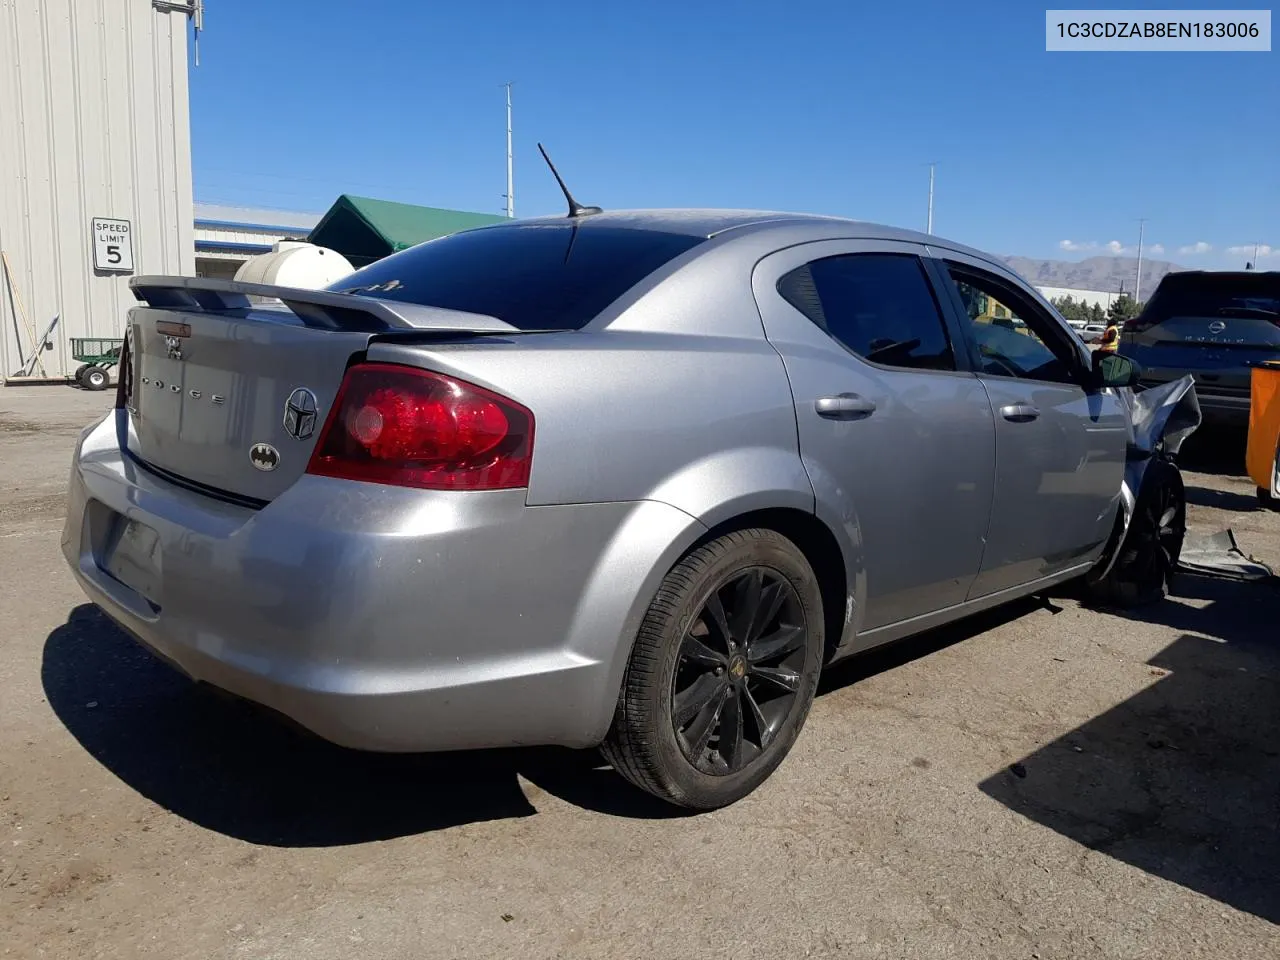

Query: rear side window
<box><xmin>777</xmin><ymin>253</ymin><xmax>956</xmax><ymax>371</ymax></box>
<box><xmin>327</xmin><ymin>223</ymin><xmax>705</xmax><ymax>331</ymax></box>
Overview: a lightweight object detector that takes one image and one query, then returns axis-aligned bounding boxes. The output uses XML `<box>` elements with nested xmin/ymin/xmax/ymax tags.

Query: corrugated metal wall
<box><xmin>193</xmin><ymin>225</ymin><xmax>292</xmax><ymax>254</ymax></box>
<box><xmin>0</xmin><ymin>0</ymin><xmax>194</xmax><ymax>380</ymax></box>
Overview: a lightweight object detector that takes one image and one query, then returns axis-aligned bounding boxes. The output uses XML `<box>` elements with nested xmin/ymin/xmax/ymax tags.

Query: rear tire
<box><xmin>82</xmin><ymin>366</ymin><xmax>109</xmax><ymax>391</ymax></box>
<box><xmin>1085</xmin><ymin>459</ymin><xmax>1185</xmax><ymax>607</ymax></box>
<box><xmin>601</xmin><ymin>528</ymin><xmax>824</xmax><ymax>810</ymax></box>
<box><xmin>73</xmin><ymin>364</ymin><xmax>92</xmax><ymax>386</ymax></box>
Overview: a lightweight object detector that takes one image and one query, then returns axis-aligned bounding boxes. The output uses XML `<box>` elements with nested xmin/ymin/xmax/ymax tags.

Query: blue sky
<box><xmin>189</xmin><ymin>1</ymin><xmax>1277</xmax><ymax>265</ymax></box>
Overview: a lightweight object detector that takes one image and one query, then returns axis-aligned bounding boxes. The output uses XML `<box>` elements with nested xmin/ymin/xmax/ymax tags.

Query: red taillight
<box><xmin>306</xmin><ymin>363</ymin><xmax>534</xmax><ymax>491</ymax></box>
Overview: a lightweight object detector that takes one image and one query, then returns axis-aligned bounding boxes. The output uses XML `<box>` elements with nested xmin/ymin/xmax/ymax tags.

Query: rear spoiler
<box><xmin>128</xmin><ymin>275</ymin><xmax>518</xmax><ymax>333</ymax></box>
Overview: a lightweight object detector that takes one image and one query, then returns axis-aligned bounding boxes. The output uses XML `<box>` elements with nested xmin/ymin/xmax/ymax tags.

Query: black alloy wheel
<box><xmin>1086</xmin><ymin>458</ymin><xmax>1186</xmax><ymax>607</ymax></box>
<box><xmin>602</xmin><ymin>528</ymin><xmax>825</xmax><ymax>810</ymax></box>
<box><xmin>672</xmin><ymin>567</ymin><xmax>807</xmax><ymax>775</ymax></box>
<box><xmin>1125</xmin><ymin>469</ymin><xmax>1185</xmax><ymax>594</ymax></box>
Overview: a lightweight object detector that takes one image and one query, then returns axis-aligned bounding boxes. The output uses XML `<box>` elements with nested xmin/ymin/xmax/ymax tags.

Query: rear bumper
<box><xmin>62</xmin><ymin>412</ymin><xmax>703</xmax><ymax>751</ymax></box>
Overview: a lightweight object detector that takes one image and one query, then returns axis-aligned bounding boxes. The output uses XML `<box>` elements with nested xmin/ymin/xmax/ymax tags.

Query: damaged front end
<box><xmin>1089</xmin><ymin>375</ymin><xmax>1202</xmax><ymax>586</ymax></box>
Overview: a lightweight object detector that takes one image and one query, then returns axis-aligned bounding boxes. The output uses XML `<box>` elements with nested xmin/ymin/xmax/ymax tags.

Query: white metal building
<box><xmin>193</xmin><ymin>203</ymin><xmax>322</xmax><ymax>280</ymax></box>
<box><xmin>0</xmin><ymin>0</ymin><xmax>197</xmax><ymax>383</ymax></box>
<box><xmin>1034</xmin><ymin>285</ymin><xmax>1127</xmax><ymax>311</ymax></box>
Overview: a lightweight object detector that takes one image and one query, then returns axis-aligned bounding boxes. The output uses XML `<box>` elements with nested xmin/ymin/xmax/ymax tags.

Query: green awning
<box><xmin>307</xmin><ymin>194</ymin><xmax>508</xmax><ymax>268</ymax></box>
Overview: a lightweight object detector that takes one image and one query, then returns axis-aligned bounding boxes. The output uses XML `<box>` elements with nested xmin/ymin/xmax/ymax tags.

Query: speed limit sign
<box><xmin>91</xmin><ymin>217</ymin><xmax>134</xmax><ymax>272</ymax></box>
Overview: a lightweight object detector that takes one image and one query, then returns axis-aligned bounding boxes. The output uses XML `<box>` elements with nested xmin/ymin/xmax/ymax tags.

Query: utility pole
<box><xmin>926</xmin><ymin>163</ymin><xmax>935</xmax><ymax>234</ymax></box>
<box><xmin>1134</xmin><ymin>218</ymin><xmax>1146</xmax><ymax>304</ymax></box>
<box><xmin>504</xmin><ymin>82</ymin><xmax>514</xmax><ymax>218</ymax></box>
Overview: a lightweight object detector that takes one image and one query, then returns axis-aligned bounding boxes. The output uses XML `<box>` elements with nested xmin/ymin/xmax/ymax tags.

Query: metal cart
<box><xmin>69</xmin><ymin>337</ymin><xmax>124</xmax><ymax>391</ymax></box>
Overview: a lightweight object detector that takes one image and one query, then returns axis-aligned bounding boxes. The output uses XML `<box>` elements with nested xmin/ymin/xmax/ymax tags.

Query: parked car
<box><xmin>1119</xmin><ymin>270</ymin><xmax>1280</xmax><ymax>426</ymax></box>
<box><xmin>63</xmin><ymin>210</ymin><xmax>1182</xmax><ymax>810</ymax></box>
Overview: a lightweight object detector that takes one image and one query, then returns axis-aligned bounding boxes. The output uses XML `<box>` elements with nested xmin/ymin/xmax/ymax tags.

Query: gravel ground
<box><xmin>1</xmin><ymin>385</ymin><xmax>1276</xmax><ymax>959</ymax></box>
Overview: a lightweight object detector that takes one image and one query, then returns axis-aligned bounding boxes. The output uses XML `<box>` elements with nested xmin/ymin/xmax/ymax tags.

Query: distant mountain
<box><xmin>998</xmin><ymin>255</ymin><xmax>1188</xmax><ymax>298</ymax></box>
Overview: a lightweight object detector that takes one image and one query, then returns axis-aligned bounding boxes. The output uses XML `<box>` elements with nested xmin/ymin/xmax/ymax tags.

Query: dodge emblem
<box><xmin>283</xmin><ymin>387</ymin><xmax>319</xmax><ymax>441</ymax></box>
<box><xmin>249</xmin><ymin>442</ymin><xmax>280</xmax><ymax>472</ymax></box>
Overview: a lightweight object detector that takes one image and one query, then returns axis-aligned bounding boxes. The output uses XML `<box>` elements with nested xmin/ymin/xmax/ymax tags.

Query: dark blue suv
<box><xmin>1120</xmin><ymin>271</ymin><xmax>1280</xmax><ymax>427</ymax></box>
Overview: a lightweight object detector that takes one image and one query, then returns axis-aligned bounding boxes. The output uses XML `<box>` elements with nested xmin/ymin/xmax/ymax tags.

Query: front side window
<box><xmin>777</xmin><ymin>254</ymin><xmax>955</xmax><ymax>371</ymax></box>
<box><xmin>945</xmin><ymin>264</ymin><xmax>1079</xmax><ymax>383</ymax></box>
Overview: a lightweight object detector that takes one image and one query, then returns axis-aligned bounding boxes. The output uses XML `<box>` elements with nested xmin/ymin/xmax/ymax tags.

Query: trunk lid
<box><xmin>1122</xmin><ymin>272</ymin><xmax>1280</xmax><ymax>396</ymax></box>
<box><xmin>1130</xmin><ymin>317</ymin><xmax>1280</xmax><ymax>396</ymax></box>
<box><xmin>1125</xmin><ymin>271</ymin><xmax>1280</xmax><ymax>350</ymax></box>
<box><xmin>1134</xmin><ymin>313</ymin><xmax>1280</xmax><ymax>351</ymax></box>
<box><xmin>122</xmin><ymin>276</ymin><xmax>519</xmax><ymax>503</ymax></box>
<box><xmin>1124</xmin><ymin>330</ymin><xmax>1278</xmax><ymax>401</ymax></box>
<box><xmin>126</xmin><ymin>307</ymin><xmax>370</xmax><ymax>502</ymax></box>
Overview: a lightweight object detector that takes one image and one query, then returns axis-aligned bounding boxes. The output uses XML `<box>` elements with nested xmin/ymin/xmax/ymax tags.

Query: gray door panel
<box><xmin>931</xmin><ymin>252</ymin><xmax>1128</xmax><ymax>598</ymax></box>
<box><xmin>972</xmin><ymin>375</ymin><xmax>1127</xmax><ymax>596</ymax></box>
<box><xmin>752</xmin><ymin>240</ymin><xmax>997</xmax><ymax>640</ymax></box>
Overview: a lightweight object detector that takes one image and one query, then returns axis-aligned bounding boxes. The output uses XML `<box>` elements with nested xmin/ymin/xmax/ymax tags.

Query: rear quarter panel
<box><xmin>366</xmin><ymin>253</ymin><xmax>820</xmax><ymax>734</ymax></box>
<box><xmin>366</xmin><ymin>251</ymin><xmax>813</xmax><ymax>519</ymax></box>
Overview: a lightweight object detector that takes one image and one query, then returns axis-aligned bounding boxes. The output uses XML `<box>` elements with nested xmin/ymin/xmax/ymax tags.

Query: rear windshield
<box><xmin>326</xmin><ymin>222</ymin><xmax>705</xmax><ymax>331</ymax></box>
<box><xmin>1142</xmin><ymin>274</ymin><xmax>1280</xmax><ymax>323</ymax></box>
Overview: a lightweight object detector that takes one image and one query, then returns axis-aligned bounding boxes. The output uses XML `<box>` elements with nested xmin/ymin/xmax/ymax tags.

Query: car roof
<box><xmin>1146</xmin><ymin>269</ymin><xmax>1280</xmax><ymax>300</ymax></box>
<box><xmin>511</xmin><ymin>208</ymin><xmax>844</xmax><ymax>237</ymax></box>
<box><xmin>1154</xmin><ymin>269</ymin><xmax>1280</xmax><ymax>283</ymax></box>
<box><xmin>502</xmin><ymin>208</ymin><xmax>990</xmax><ymax>257</ymax></box>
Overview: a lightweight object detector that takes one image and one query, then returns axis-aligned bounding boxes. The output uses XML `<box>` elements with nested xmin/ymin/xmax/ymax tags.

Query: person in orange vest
<box><xmin>1097</xmin><ymin>322</ymin><xmax>1120</xmax><ymax>353</ymax></box>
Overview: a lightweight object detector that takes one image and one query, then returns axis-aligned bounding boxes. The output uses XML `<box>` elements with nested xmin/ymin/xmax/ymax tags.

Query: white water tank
<box><xmin>234</xmin><ymin>240</ymin><xmax>354</xmax><ymax>290</ymax></box>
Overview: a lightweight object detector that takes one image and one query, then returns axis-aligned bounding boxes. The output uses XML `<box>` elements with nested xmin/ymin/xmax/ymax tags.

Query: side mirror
<box><xmin>1092</xmin><ymin>351</ymin><xmax>1142</xmax><ymax>388</ymax></box>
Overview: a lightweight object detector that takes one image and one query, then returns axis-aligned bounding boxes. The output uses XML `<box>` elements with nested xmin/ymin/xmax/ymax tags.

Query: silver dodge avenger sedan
<box><xmin>63</xmin><ymin>209</ymin><xmax>1180</xmax><ymax>809</ymax></box>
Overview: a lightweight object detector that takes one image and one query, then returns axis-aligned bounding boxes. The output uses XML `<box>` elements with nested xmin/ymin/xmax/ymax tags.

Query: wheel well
<box><xmin>695</xmin><ymin>508</ymin><xmax>848</xmax><ymax>662</ymax></box>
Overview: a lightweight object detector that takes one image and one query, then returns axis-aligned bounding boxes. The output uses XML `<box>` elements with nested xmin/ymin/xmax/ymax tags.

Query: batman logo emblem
<box><xmin>249</xmin><ymin>442</ymin><xmax>280</xmax><ymax>472</ymax></box>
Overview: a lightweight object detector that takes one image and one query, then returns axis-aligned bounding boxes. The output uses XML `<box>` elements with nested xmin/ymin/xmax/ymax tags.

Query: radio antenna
<box><xmin>537</xmin><ymin>143</ymin><xmax>601</xmax><ymax>218</ymax></box>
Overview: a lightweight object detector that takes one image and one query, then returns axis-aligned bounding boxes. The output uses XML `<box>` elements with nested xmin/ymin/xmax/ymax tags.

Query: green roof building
<box><xmin>307</xmin><ymin>194</ymin><xmax>508</xmax><ymax>268</ymax></box>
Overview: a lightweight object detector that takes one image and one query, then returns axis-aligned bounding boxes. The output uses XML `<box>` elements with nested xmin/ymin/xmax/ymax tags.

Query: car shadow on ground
<box><xmin>45</xmin><ymin>597</ymin><xmax>1046</xmax><ymax>846</ymax></box>
<box><xmin>1183</xmin><ymin>484</ymin><xmax>1261</xmax><ymax>513</ymax></box>
<box><xmin>980</xmin><ymin>573</ymin><xmax>1280</xmax><ymax>924</ymax></box>
<box><xmin>817</xmin><ymin>596</ymin><xmax>1045</xmax><ymax>696</ymax></box>
<box><xmin>41</xmin><ymin>605</ymin><xmax>685</xmax><ymax>847</ymax></box>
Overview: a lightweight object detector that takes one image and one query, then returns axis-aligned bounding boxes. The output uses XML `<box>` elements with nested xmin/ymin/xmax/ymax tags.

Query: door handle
<box><xmin>815</xmin><ymin>394</ymin><xmax>877</xmax><ymax>420</ymax></box>
<box><xmin>999</xmin><ymin>403</ymin><xmax>1040</xmax><ymax>423</ymax></box>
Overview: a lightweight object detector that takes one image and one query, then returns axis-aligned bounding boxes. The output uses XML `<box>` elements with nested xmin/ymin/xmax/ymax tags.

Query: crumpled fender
<box><xmin>1091</xmin><ymin>374</ymin><xmax>1202</xmax><ymax>581</ymax></box>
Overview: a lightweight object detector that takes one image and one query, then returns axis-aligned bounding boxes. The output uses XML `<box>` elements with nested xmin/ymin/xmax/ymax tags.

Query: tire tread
<box><xmin>601</xmin><ymin>528</ymin><xmax>819</xmax><ymax>807</ymax></box>
<box><xmin>1084</xmin><ymin>459</ymin><xmax>1184</xmax><ymax>609</ymax></box>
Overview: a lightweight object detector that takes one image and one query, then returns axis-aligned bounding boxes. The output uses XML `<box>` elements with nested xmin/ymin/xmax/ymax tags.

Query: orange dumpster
<box><xmin>1247</xmin><ymin>360</ymin><xmax>1280</xmax><ymax>503</ymax></box>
